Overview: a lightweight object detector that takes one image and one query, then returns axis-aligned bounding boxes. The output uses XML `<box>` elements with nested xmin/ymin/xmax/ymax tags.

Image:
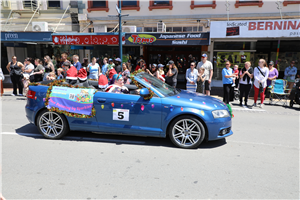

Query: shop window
<box><xmin>173</xmin><ymin>27</ymin><xmax>182</xmax><ymax>32</ymax></box>
<box><xmin>234</xmin><ymin>0</ymin><xmax>263</xmax><ymax>8</ymax></box>
<box><xmin>87</xmin><ymin>0</ymin><xmax>109</xmax><ymax>12</ymax></box>
<box><xmin>191</xmin><ymin>1</ymin><xmax>216</xmax><ymax>9</ymax></box>
<box><xmin>149</xmin><ymin>1</ymin><xmax>173</xmax><ymax>11</ymax></box>
<box><xmin>283</xmin><ymin>0</ymin><xmax>300</xmax><ymax>6</ymax></box>
<box><xmin>48</xmin><ymin>1</ymin><xmax>60</xmax><ymax>8</ymax></box>
<box><xmin>122</xmin><ymin>1</ymin><xmax>140</xmax><ymax>11</ymax></box>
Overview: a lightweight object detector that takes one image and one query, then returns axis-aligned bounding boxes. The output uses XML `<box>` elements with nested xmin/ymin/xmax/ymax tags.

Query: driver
<box><xmin>105</xmin><ymin>74</ymin><xmax>129</xmax><ymax>94</ymax></box>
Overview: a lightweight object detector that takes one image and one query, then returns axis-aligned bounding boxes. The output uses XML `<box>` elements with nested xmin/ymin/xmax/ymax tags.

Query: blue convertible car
<box><xmin>26</xmin><ymin>72</ymin><xmax>233</xmax><ymax>149</ymax></box>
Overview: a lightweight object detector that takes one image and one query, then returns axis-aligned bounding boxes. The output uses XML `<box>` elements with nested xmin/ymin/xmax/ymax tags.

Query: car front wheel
<box><xmin>169</xmin><ymin>116</ymin><xmax>205</xmax><ymax>149</ymax></box>
<box><xmin>37</xmin><ymin>110</ymin><xmax>69</xmax><ymax>139</ymax></box>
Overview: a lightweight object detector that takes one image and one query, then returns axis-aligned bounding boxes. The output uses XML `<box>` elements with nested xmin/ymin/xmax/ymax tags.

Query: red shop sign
<box><xmin>52</xmin><ymin>35</ymin><xmax>120</xmax><ymax>45</ymax></box>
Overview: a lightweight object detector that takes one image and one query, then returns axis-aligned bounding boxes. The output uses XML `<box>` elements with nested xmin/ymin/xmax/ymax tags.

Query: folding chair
<box><xmin>269</xmin><ymin>79</ymin><xmax>290</xmax><ymax>106</ymax></box>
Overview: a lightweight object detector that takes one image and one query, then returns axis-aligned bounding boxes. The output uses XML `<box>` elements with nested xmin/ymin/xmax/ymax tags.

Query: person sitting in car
<box><xmin>105</xmin><ymin>74</ymin><xmax>129</xmax><ymax>94</ymax></box>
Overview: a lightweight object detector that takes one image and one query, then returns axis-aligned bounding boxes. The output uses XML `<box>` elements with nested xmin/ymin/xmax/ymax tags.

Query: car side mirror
<box><xmin>140</xmin><ymin>88</ymin><xmax>149</xmax><ymax>97</ymax></box>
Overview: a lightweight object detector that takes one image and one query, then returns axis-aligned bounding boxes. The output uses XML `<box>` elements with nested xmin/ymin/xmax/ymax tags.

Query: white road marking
<box><xmin>232</xmin><ymin>107</ymin><xmax>266</xmax><ymax>112</ymax></box>
<box><xmin>1</xmin><ymin>132</ymin><xmax>146</xmax><ymax>144</ymax></box>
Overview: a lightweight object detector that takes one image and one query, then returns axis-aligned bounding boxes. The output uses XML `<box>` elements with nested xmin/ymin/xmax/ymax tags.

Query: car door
<box><xmin>93</xmin><ymin>91</ymin><xmax>163</xmax><ymax>136</ymax></box>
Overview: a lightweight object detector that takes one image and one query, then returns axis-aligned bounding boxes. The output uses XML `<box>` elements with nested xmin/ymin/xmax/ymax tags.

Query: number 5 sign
<box><xmin>113</xmin><ymin>109</ymin><xmax>129</xmax><ymax>121</ymax></box>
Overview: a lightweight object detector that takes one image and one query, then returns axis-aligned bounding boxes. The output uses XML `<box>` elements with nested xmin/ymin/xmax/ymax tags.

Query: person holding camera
<box><xmin>166</xmin><ymin>60</ymin><xmax>178</xmax><ymax>88</ymax></box>
<box><xmin>6</xmin><ymin>56</ymin><xmax>24</xmax><ymax>96</ymax></box>
<box><xmin>222</xmin><ymin>61</ymin><xmax>236</xmax><ymax>104</ymax></box>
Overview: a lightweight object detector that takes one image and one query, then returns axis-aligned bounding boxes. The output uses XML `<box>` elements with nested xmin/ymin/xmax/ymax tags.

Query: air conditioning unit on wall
<box><xmin>122</xmin><ymin>26</ymin><xmax>136</xmax><ymax>33</ymax></box>
<box><xmin>2</xmin><ymin>0</ymin><xmax>11</xmax><ymax>8</ymax></box>
<box><xmin>157</xmin><ymin>22</ymin><xmax>166</xmax><ymax>32</ymax></box>
<box><xmin>32</xmin><ymin>22</ymin><xmax>48</xmax><ymax>31</ymax></box>
<box><xmin>94</xmin><ymin>25</ymin><xmax>107</xmax><ymax>33</ymax></box>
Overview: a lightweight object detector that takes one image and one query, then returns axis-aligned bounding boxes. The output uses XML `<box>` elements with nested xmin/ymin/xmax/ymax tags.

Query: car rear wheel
<box><xmin>169</xmin><ymin>116</ymin><xmax>205</xmax><ymax>149</ymax></box>
<box><xmin>37</xmin><ymin>110</ymin><xmax>69</xmax><ymax>139</ymax></box>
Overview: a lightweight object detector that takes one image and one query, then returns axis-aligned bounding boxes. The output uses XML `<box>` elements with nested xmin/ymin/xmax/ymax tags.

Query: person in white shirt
<box><xmin>196</xmin><ymin>54</ymin><xmax>213</xmax><ymax>96</ymax></box>
<box><xmin>253</xmin><ymin>59</ymin><xmax>269</xmax><ymax>108</ymax></box>
<box><xmin>284</xmin><ymin>61</ymin><xmax>297</xmax><ymax>93</ymax></box>
<box><xmin>23</xmin><ymin>57</ymin><xmax>35</xmax><ymax>97</ymax></box>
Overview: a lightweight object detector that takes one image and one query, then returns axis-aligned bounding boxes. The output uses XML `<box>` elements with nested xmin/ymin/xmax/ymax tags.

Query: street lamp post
<box><xmin>109</xmin><ymin>0</ymin><xmax>129</xmax><ymax>66</ymax></box>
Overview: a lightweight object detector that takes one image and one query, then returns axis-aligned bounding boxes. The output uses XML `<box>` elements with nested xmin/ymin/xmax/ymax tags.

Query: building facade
<box><xmin>1</xmin><ymin>0</ymin><xmax>299</xmax><ymax>84</ymax></box>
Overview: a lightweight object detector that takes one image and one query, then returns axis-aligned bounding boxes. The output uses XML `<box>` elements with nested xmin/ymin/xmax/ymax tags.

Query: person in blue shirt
<box><xmin>73</xmin><ymin>55</ymin><xmax>82</xmax><ymax>71</ymax></box>
<box><xmin>222</xmin><ymin>61</ymin><xmax>236</xmax><ymax>104</ymax></box>
<box><xmin>102</xmin><ymin>57</ymin><xmax>108</xmax><ymax>75</ymax></box>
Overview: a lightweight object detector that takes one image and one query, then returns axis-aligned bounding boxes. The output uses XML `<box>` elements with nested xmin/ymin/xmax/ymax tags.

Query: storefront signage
<box><xmin>52</xmin><ymin>34</ymin><xmax>123</xmax><ymax>45</ymax></box>
<box><xmin>210</xmin><ymin>19</ymin><xmax>300</xmax><ymax>38</ymax></box>
<box><xmin>216</xmin><ymin>52</ymin><xmax>251</xmax><ymax>68</ymax></box>
<box><xmin>1</xmin><ymin>31</ymin><xmax>52</xmax><ymax>42</ymax></box>
<box><xmin>125</xmin><ymin>32</ymin><xmax>209</xmax><ymax>45</ymax></box>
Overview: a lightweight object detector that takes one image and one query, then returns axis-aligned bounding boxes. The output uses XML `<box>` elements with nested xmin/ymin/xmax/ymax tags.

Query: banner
<box><xmin>1</xmin><ymin>31</ymin><xmax>52</xmax><ymax>42</ymax></box>
<box><xmin>125</xmin><ymin>32</ymin><xmax>210</xmax><ymax>45</ymax></box>
<box><xmin>52</xmin><ymin>34</ymin><xmax>125</xmax><ymax>45</ymax></box>
<box><xmin>216</xmin><ymin>52</ymin><xmax>251</xmax><ymax>68</ymax></box>
<box><xmin>48</xmin><ymin>87</ymin><xmax>96</xmax><ymax>115</ymax></box>
<box><xmin>210</xmin><ymin>19</ymin><xmax>300</xmax><ymax>38</ymax></box>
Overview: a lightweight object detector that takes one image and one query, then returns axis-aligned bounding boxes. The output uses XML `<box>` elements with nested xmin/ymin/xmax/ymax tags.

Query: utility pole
<box><xmin>225</xmin><ymin>0</ymin><xmax>230</xmax><ymax>21</ymax></box>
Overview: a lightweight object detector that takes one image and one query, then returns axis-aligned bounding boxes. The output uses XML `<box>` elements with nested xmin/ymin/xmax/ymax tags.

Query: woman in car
<box><xmin>106</xmin><ymin>74</ymin><xmax>129</xmax><ymax>94</ymax></box>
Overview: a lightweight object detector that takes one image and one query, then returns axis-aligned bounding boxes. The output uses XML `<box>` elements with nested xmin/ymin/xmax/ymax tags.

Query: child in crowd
<box><xmin>196</xmin><ymin>67</ymin><xmax>206</xmax><ymax>93</ymax></box>
<box><xmin>232</xmin><ymin>65</ymin><xmax>239</xmax><ymax>87</ymax></box>
<box><xmin>57</xmin><ymin>68</ymin><xmax>64</xmax><ymax>80</ymax></box>
<box><xmin>46</xmin><ymin>72</ymin><xmax>56</xmax><ymax>80</ymax></box>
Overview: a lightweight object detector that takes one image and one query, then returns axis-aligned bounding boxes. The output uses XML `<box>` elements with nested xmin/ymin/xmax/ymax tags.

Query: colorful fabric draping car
<box><xmin>26</xmin><ymin>72</ymin><xmax>233</xmax><ymax>149</ymax></box>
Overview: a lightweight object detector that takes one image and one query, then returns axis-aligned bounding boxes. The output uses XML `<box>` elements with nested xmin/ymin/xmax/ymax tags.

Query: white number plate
<box><xmin>113</xmin><ymin>109</ymin><xmax>129</xmax><ymax>121</ymax></box>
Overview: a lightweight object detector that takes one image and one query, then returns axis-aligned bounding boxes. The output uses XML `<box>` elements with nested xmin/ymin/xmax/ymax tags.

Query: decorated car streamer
<box><xmin>130</xmin><ymin>69</ymin><xmax>154</xmax><ymax>100</ymax></box>
<box><xmin>29</xmin><ymin>79</ymin><xmax>97</xmax><ymax>118</ymax></box>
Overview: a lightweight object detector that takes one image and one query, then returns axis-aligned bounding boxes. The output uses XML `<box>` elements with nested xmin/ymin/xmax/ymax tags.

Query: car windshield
<box><xmin>135</xmin><ymin>72</ymin><xmax>179</xmax><ymax>97</ymax></box>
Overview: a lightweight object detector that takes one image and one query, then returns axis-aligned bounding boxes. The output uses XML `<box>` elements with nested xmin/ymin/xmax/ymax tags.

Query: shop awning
<box><xmin>1</xmin><ymin>31</ymin><xmax>52</xmax><ymax>42</ymax></box>
<box><xmin>125</xmin><ymin>32</ymin><xmax>210</xmax><ymax>45</ymax></box>
<box><xmin>52</xmin><ymin>32</ymin><xmax>125</xmax><ymax>45</ymax></box>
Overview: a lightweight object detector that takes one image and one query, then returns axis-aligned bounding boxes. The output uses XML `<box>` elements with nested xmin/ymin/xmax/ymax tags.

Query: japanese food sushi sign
<box><xmin>48</xmin><ymin>87</ymin><xmax>96</xmax><ymax>115</ymax></box>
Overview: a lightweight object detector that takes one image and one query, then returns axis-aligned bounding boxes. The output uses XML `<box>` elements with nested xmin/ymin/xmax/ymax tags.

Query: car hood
<box><xmin>163</xmin><ymin>89</ymin><xmax>228</xmax><ymax>111</ymax></box>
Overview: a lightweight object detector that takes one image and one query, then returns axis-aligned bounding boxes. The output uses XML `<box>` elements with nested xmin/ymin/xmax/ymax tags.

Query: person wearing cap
<box><xmin>114</xmin><ymin>58</ymin><xmax>122</xmax><ymax>74</ymax></box>
<box><xmin>166</xmin><ymin>60</ymin><xmax>178</xmax><ymax>88</ymax></box>
<box><xmin>105</xmin><ymin>74</ymin><xmax>129</xmax><ymax>94</ymax></box>
<box><xmin>65</xmin><ymin>61</ymin><xmax>78</xmax><ymax>85</ymax></box>
<box><xmin>284</xmin><ymin>60</ymin><xmax>297</xmax><ymax>93</ymax></box>
<box><xmin>135</xmin><ymin>59</ymin><xmax>145</xmax><ymax>71</ymax></box>
<box><xmin>87</xmin><ymin>57</ymin><xmax>101</xmax><ymax>80</ymax></box>
<box><xmin>186</xmin><ymin>62</ymin><xmax>198</xmax><ymax>92</ymax></box>
<box><xmin>158</xmin><ymin>64</ymin><xmax>165</xmax><ymax>82</ymax></box>
<box><xmin>196</xmin><ymin>54</ymin><xmax>213</xmax><ymax>96</ymax></box>
<box><xmin>146</xmin><ymin>64</ymin><xmax>159</xmax><ymax>79</ymax></box>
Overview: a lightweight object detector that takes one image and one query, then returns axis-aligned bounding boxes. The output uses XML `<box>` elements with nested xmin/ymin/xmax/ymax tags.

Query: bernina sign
<box><xmin>125</xmin><ymin>32</ymin><xmax>210</xmax><ymax>45</ymax></box>
<box><xmin>210</xmin><ymin>19</ymin><xmax>300</xmax><ymax>38</ymax></box>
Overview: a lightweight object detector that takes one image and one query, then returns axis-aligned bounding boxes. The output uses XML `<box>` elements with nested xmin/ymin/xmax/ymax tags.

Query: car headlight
<box><xmin>212</xmin><ymin>110</ymin><xmax>230</xmax><ymax>118</ymax></box>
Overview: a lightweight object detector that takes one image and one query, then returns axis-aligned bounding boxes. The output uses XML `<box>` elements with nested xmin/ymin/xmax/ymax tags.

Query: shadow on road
<box><xmin>15</xmin><ymin>124</ymin><xmax>227</xmax><ymax>150</ymax></box>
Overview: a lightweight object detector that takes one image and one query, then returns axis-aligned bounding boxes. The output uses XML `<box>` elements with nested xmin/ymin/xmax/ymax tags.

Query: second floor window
<box><xmin>93</xmin><ymin>1</ymin><xmax>106</xmax><ymax>7</ymax></box>
<box><xmin>154</xmin><ymin>1</ymin><xmax>170</xmax><ymax>5</ymax></box>
<box><xmin>48</xmin><ymin>1</ymin><xmax>60</xmax><ymax>8</ymax></box>
<box><xmin>194</xmin><ymin>1</ymin><xmax>214</xmax><ymax>5</ymax></box>
<box><xmin>122</xmin><ymin>1</ymin><xmax>138</xmax><ymax>6</ymax></box>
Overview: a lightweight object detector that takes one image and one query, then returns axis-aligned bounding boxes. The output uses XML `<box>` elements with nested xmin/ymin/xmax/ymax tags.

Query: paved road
<box><xmin>1</xmin><ymin>93</ymin><xmax>299</xmax><ymax>199</ymax></box>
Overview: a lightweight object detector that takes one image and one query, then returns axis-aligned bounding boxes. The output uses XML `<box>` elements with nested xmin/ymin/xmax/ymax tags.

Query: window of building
<box><xmin>48</xmin><ymin>1</ymin><xmax>60</xmax><ymax>8</ymax></box>
<box><xmin>122</xmin><ymin>1</ymin><xmax>140</xmax><ymax>11</ymax></box>
<box><xmin>24</xmin><ymin>0</ymin><xmax>37</xmax><ymax>8</ymax></box>
<box><xmin>191</xmin><ymin>1</ymin><xmax>216</xmax><ymax>9</ymax></box>
<box><xmin>87</xmin><ymin>0</ymin><xmax>109</xmax><ymax>12</ymax></box>
<box><xmin>149</xmin><ymin>0</ymin><xmax>173</xmax><ymax>11</ymax></box>
<box><xmin>234</xmin><ymin>0</ymin><xmax>263</xmax><ymax>8</ymax></box>
<box><xmin>283</xmin><ymin>0</ymin><xmax>300</xmax><ymax>6</ymax></box>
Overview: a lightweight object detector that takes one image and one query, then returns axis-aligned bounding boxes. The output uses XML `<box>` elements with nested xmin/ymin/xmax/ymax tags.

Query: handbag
<box><xmin>257</xmin><ymin>67</ymin><xmax>265</xmax><ymax>94</ymax></box>
<box><xmin>0</xmin><ymin>68</ymin><xmax>4</xmax><ymax>81</ymax></box>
